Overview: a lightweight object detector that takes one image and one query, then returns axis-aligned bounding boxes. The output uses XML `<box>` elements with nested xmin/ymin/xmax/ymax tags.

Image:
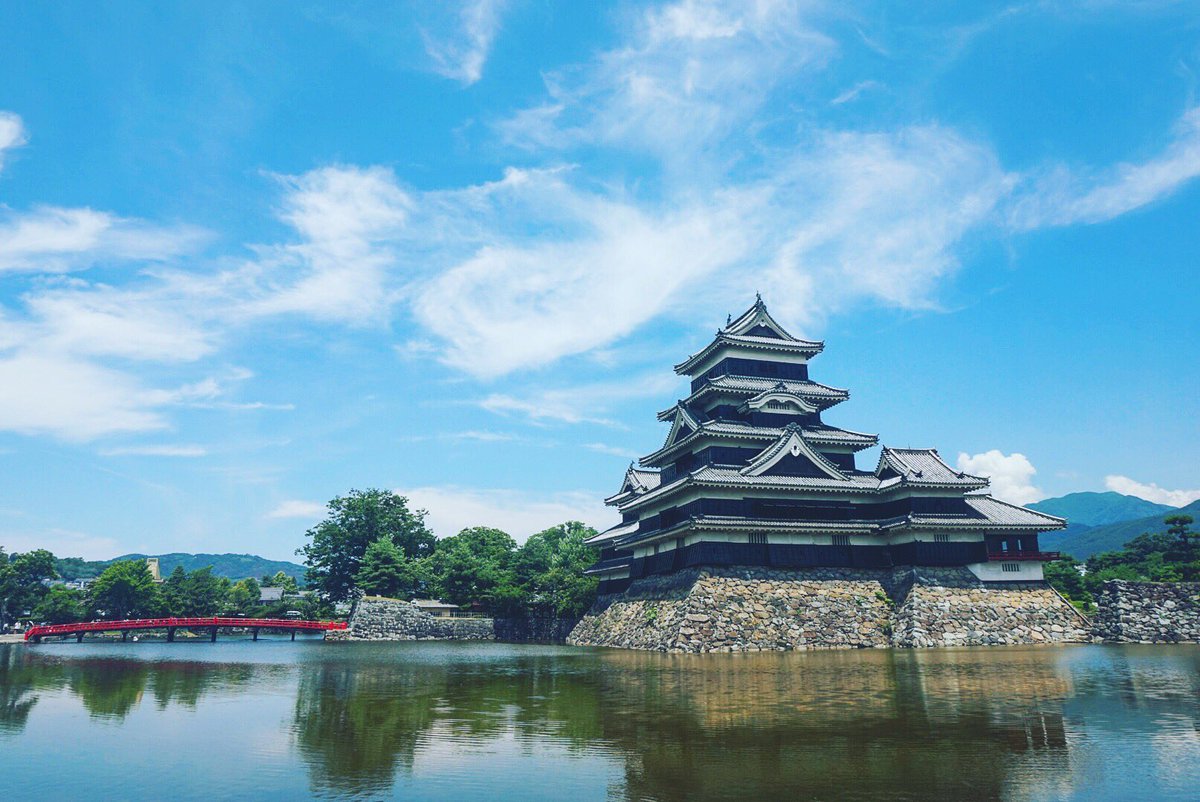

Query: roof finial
<box><xmin>726</xmin><ymin>313</ymin><xmax>731</xmax><ymax>326</ymax></box>
<box><xmin>755</xmin><ymin>291</ymin><xmax>762</xmax><ymax>304</ymax></box>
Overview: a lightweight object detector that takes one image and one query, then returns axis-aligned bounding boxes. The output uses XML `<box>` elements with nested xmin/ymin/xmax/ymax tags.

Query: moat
<box><xmin>2</xmin><ymin>640</ymin><xmax>1198</xmax><ymax>801</ymax></box>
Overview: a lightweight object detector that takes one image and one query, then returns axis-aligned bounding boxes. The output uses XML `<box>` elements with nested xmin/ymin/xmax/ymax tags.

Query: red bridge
<box><xmin>23</xmin><ymin>617</ymin><xmax>348</xmax><ymax>643</ymax></box>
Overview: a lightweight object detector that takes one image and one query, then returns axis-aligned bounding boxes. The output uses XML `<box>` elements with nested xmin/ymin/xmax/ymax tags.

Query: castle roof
<box><xmin>875</xmin><ymin>448</ymin><xmax>989</xmax><ymax>490</ymax></box>
<box><xmin>673</xmin><ymin>297</ymin><xmax>823</xmax><ymax>375</ymax></box>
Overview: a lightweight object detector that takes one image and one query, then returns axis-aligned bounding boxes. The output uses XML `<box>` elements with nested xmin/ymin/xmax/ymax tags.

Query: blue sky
<box><xmin>1</xmin><ymin>1</ymin><xmax>1198</xmax><ymax>561</ymax></box>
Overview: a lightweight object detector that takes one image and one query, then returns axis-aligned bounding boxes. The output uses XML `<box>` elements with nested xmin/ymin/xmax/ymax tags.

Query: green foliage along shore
<box><xmin>1045</xmin><ymin>514</ymin><xmax>1198</xmax><ymax>611</ymax></box>
<box><xmin>0</xmin><ymin>548</ymin><xmax>329</xmax><ymax>629</ymax></box>
<box><xmin>300</xmin><ymin>489</ymin><xmax>600</xmax><ymax>619</ymax></box>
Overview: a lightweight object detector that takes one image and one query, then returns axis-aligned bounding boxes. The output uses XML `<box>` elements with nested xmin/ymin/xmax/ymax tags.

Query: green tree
<box><xmin>1043</xmin><ymin>555</ymin><xmax>1093</xmax><ymax>610</ymax></box>
<box><xmin>429</xmin><ymin>527</ymin><xmax>517</xmax><ymax>610</ymax></box>
<box><xmin>356</xmin><ymin>538</ymin><xmax>430</xmax><ymax>599</ymax></box>
<box><xmin>87</xmin><ymin>560</ymin><xmax>162</xmax><ymax>620</ymax></box>
<box><xmin>227</xmin><ymin>578</ymin><xmax>261</xmax><ymax>614</ymax></box>
<box><xmin>1165</xmin><ymin>514</ymin><xmax>1194</xmax><ymax>546</ymax></box>
<box><xmin>260</xmin><ymin>571</ymin><xmax>299</xmax><ymax>593</ymax></box>
<box><xmin>299</xmin><ymin>489</ymin><xmax>436</xmax><ymax>602</ymax></box>
<box><xmin>0</xmin><ymin>549</ymin><xmax>58</xmax><ymax>630</ymax></box>
<box><xmin>514</xmin><ymin>522</ymin><xmax>600</xmax><ymax>618</ymax></box>
<box><xmin>161</xmin><ymin>565</ymin><xmax>188</xmax><ymax>616</ymax></box>
<box><xmin>32</xmin><ymin>585</ymin><xmax>84</xmax><ymax>624</ymax></box>
<box><xmin>180</xmin><ymin>567</ymin><xmax>230</xmax><ymax>616</ymax></box>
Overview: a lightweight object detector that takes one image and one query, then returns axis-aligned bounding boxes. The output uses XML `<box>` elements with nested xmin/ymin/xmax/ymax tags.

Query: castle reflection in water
<box><xmin>2</xmin><ymin>643</ymin><xmax>1199</xmax><ymax>801</ymax></box>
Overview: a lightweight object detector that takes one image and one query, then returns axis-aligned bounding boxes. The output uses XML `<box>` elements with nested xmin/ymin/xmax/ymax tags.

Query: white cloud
<box><xmin>412</xmin><ymin>168</ymin><xmax>752</xmax><ymax>377</ymax></box>
<box><xmin>399</xmin><ymin>485</ymin><xmax>611</xmax><ymax>541</ymax></box>
<box><xmin>99</xmin><ymin>444</ymin><xmax>208</xmax><ymax>457</ymax></box>
<box><xmin>422</xmin><ymin>0</ymin><xmax>508</xmax><ymax>85</ymax></box>
<box><xmin>0</xmin><ymin>528</ymin><xmax>120</xmax><ymax>561</ymax></box>
<box><xmin>498</xmin><ymin>0</ymin><xmax>835</xmax><ymax>160</ymax></box>
<box><xmin>266</xmin><ymin>500</ymin><xmax>328</xmax><ymax>519</ymax></box>
<box><xmin>242</xmin><ymin>165</ymin><xmax>411</xmax><ymax>323</ymax></box>
<box><xmin>583</xmin><ymin>442</ymin><xmax>639</xmax><ymax>458</ymax></box>
<box><xmin>0</xmin><ymin>205</ymin><xmax>205</xmax><ymax>273</ymax></box>
<box><xmin>1010</xmin><ymin>106</ymin><xmax>1200</xmax><ymax>228</ymax></box>
<box><xmin>479</xmin><ymin>372</ymin><xmax>681</xmax><ymax>425</ymax></box>
<box><xmin>1105</xmin><ymin>475</ymin><xmax>1200</xmax><ymax>508</ymax></box>
<box><xmin>957</xmin><ymin>450</ymin><xmax>1044</xmax><ymax>505</ymax></box>
<box><xmin>0</xmin><ymin>352</ymin><xmax>171</xmax><ymax>441</ymax></box>
<box><xmin>0</xmin><ymin>110</ymin><xmax>27</xmax><ymax>170</ymax></box>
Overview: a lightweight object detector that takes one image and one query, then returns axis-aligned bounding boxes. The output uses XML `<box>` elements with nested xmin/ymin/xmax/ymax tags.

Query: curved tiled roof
<box><xmin>875</xmin><ymin>447</ymin><xmax>988</xmax><ymax>490</ymax></box>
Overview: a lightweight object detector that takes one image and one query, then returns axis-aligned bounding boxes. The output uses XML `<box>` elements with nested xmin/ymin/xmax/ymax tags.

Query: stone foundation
<box><xmin>1093</xmin><ymin>580</ymin><xmax>1200</xmax><ymax>643</ymax></box>
<box><xmin>567</xmin><ymin>566</ymin><xmax>1091</xmax><ymax>653</ymax></box>
<box><xmin>325</xmin><ymin>596</ymin><xmax>494</xmax><ymax>641</ymax></box>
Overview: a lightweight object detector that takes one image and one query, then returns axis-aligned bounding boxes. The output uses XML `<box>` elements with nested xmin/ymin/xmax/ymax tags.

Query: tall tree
<box><xmin>355</xmin><ymin>538</ymin><xmax>430</xmax><ymax>599</ymax></box>
<box><xmin>299</xmin><ymin>489</ymin><xmax>436</xmax><ymax>602</ymax></box>
<box><xmin>430</xmin><ymin>527</ymin><xmax>517</xmax><ymax>610</ymax></box>
<box><xmin>514</xmin><ymin>522</ymin><xmax>600</xmax><ymax>618</ymax></box>
<box><xmin>87</xmin><ymin>560</ymin><xmax>162</xmax><ymax>620</ymax></box>
<box><xmin>228</xmin><ymin>578</ymin><xmax>261</xmax><ymax>614</ymax></box>
<box><xmin>181</xmin><ymin>567</ymin><xmax>230</xmax><ymax>616</ymax></box>
<box><xmin>0</xmin><ymin>549</ymin><xmax>57</xmax><ymax>630</ymax></box>
<box><xmin>1165</xmin><ymin>514</ymin><xmax>1194</xmax><ymax>546</ymax></box>
<box><xmin>32</xmin><ymin>585</ymin><xmax>84</xmax><ymax>624</ymax></box>
<box><xmin>260</xmin><ymin>571</ymin><xmax>299</xmax><ymax>593</ymax></box>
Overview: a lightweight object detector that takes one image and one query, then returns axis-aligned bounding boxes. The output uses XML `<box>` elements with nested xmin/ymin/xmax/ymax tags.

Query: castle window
<box><xmin>1002</xmin><ymin>563</ymin><xmax>1020</xmax><ymax>573</ymax></box>
<box><xmin>832</xmin><ymin>534</ymin><xmax>850</xmax><ymax>546</ymax></box>
<box><xmin>934</xmin><ymin>533</ymin><xmax>950</xmax><ymax>543</ymax></box>
<box><xmin>748</xmin><ymin>533</ymin><xmax>767</xmax><ymax>545</ymax></box>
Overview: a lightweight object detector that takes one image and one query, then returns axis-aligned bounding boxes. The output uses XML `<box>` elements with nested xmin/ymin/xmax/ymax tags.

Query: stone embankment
<box><xmin>325</xmin><ymin>596</ymin><xmax>493</xmax><ymax>641</ymax></box>
<box><xmin>567</xmin><ymin>566</ymin><xmax>1092</xmax><ymax>653</ymax></box>
<box><xmin>1092</xmin><ymin>580</ymin><xmax>1200</xmax><ymax>643</ymax></box>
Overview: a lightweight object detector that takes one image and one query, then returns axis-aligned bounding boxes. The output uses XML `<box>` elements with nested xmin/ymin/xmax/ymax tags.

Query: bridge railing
<box><xmin>24</xmin><ymin>617</ymin><xmax>348</xmax><ymax>641</ymax></box>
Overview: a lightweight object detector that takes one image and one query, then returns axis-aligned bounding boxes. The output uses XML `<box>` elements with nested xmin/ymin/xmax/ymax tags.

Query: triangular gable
<box><xmin>663</xmin><ymin>405</ymin><xmax>700</xmax><ymax>448</ymax></box>
<box><xmin>724</xmin><ymin>295</ymin><xmax>797</xmax><ymax>341</ymax></box>
<box><xmin>741</xmin><ymin>425</ymin><xmax>846</xmax><ymax>480</ymax></box>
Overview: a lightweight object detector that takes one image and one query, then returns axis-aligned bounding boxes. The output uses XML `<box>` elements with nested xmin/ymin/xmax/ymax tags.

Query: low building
<box><xmin>411</xmin><ymin>599</ymin><xmax>459</xmax><ymax>618</ymax></box>
<box><xmin>259</xmin><ymin>586</ymin><xmax>285</xmax><ymax>604</ymax></box>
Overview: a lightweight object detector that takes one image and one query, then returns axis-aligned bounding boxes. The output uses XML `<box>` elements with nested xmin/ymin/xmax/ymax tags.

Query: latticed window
<box><xmin>748</xmin><ymin>533</ymin><xmax>767</xmax><ymax>545</ymax></box>
<box><xmin>1002</xmin><ymin>563</ymin><xmax>1020</xmax><ymax>573</ymax></box>
<box><xmin>934</xmin><ymin>533</ymin><xmax>950</xmax><ymax>543</ymax></box>
<box><xmin>832</xmin><ymin>534</ymin><xmax>850</xmax><ymax>546</ymax></box>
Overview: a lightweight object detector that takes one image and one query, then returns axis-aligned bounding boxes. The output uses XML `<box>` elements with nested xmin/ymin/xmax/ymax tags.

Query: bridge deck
<box><xmin>24</xmin><ymin>617</ymin><xmax>348</xmax><ymax>641</ymax></box>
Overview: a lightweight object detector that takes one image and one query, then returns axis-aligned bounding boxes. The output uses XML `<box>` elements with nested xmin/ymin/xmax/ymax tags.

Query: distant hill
<box><xmin>56</xmin><ymin>552</ymin><xmax>307</xmax><ymax>584</ymax></box>
<box><xmin>1028</xmin><ymin>491</ymin><xmax>1174</xmax><ymax>527</ymax></box>
<box><xmin>1041</xmin><ymin>498</ymin><xmax>1200</xmax><ymax>559</ymax></box>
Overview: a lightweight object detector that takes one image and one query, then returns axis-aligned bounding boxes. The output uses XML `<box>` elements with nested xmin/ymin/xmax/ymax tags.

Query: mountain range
<box><xmin>56</xmin><ymin>552</ymin><xmax>307</xmax><ymax>583</ymax></box>
<box><xmin>1030</xmin><ymin>492</ymin><xmax>1195</xmax><ymax>559</ymax></box>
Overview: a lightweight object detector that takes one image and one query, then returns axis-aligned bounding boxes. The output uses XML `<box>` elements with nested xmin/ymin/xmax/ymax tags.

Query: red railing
<box><xmin>24</xmin><ymin>617</ymin><xmax>348</xmax><ymax>641</ymax></box>
<box><xmin>987</xmin><ymin>551</ymin><xmax>1060</xmax><ymax>562</ymax></box>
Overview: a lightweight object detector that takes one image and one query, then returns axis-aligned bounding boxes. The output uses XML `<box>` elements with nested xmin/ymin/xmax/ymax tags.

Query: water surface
<box><xmin>2</xmin><ymin>639</ymin><xmax>1198</xmax><ymax>801</ymax></box>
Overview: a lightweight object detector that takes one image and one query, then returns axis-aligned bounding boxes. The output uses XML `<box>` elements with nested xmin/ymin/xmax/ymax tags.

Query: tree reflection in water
<box><xmin>1</xmin><ymin>643</ymin><xmax>1197</xmax><ymax>801</ymax></box>
<box><xmin>288</xmin><ymin>646</ymin><xmax>1090</xmax><ymax>801</ymax></box>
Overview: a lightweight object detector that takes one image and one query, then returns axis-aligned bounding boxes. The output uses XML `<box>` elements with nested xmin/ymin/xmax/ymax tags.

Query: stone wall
<box><xmin>567</xmin><ymin>566</ymin><xmax>1091</xmax><ymax>653</ymax></box>
<box><xmin>891</xmin><ymin>567</ymin><xmax>1092</xmax><ymax>647</ymax></box>
<box><xmin>493</xmin><ymin>613</ymin><xmax>581</xmax><ymax>643</ymax></box>
<box><xmin>1093</xmin><ymin>580</ymin><xmax>1200</xmax><ymax>643</ymax></box>
<box><xmin>325</xmin><ymin>596</ymin><xmax>494</xmax><ymax>641</ymax></box>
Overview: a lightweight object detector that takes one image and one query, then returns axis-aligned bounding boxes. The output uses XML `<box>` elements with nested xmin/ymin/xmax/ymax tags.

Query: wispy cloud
<box><xmin>422</xmin><ymin>0</ymin><xmax>508</xmax><ymax>85</ymax></box>
<box><xmin>957</xmin><ymin>450</ymin><xmax>1044</xmax><ymax>505</ymax></box>
<box><xmin>583</xmin><ymin>442</ymin><xmax>639</xmax><ymax>458</ymax></box>
<box><xmin>0</xmin><ymin>205</ymin><xmax>206</xmax><ymax>274</ymax></box>
<box><xmin>266</xmin><ymin>500</ymin><xmax>327</xmax><ymax>519</ymax></box>
<box><xmin>479</xmin><ymin>372</ymin><xmax>680</xmax><ymax>426</ymax></box>
<box><xmin>399</xmin><ymin>485</ymin><xmax>609</xmax><ymax>541</ymax></box>
<box><xmin>0</xmin><ymin>110</ymin><xmax>28</xmax><ymax>170</ymax></box>
<box><xmin>1105</xmin><ymin>475</ymin><xmax>1200</xmax><ymax>508</ymax></box>
<box><xmin>99</xmin><ymin>444</ymin><xmax>208</xmax><ymax>458</ymax></box>
<box><xmin>1010</xmin><ymin>106</ymin><xmax>1200</xmax><ymax>229</ymax></box>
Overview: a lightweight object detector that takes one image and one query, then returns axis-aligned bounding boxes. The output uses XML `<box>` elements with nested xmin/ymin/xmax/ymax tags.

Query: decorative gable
<box><xmin>740</xmin><ymin>424</ymin><xmax>846</xmax><ymax>480</ymax></box>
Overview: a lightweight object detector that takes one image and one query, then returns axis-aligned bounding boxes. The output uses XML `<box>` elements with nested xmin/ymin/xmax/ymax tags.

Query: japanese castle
<box><xmin>585</xmin><ymin>297</ymin><xmax>1064</xmax><ymax>594</ymax></box>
